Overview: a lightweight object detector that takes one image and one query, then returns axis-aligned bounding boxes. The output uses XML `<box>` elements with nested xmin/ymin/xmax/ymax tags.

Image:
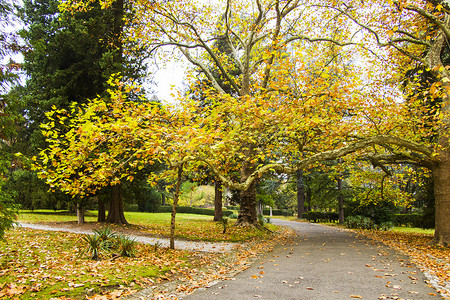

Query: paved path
<box><xmin>184</xmin><ymin>219</ymin><xmax>443</xmax><ymax>299</ymax></box>
<box><xmin>18</xmin><ymin>223</ymin><xmax>237</xmax><ymax>253</ymax></box>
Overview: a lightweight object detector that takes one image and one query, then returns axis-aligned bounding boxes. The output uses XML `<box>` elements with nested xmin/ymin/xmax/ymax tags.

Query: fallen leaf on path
<box><xmin>350</xmin><ymin>295</ymin><xmax>363</xmax><ymax>298</ymax></box>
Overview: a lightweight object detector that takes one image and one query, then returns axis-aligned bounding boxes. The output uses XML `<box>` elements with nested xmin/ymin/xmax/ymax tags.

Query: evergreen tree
<box><xmin>5</xmin><ymin>0</ymin><xmax>148</xmax><ymax>223</ymax></box>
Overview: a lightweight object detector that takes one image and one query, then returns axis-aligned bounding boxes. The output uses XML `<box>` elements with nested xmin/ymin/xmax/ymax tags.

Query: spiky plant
<box><xmin>116</xmin><ymin>234</ymin><xmax>137</xmax><ymax>257</ymax></box>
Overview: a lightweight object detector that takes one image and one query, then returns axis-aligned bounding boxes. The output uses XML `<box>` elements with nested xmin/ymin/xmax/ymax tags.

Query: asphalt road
<box><xmin>184</xmin><ymin>219</ymin><xmax>442</xmax><ymax>300</ymax></box>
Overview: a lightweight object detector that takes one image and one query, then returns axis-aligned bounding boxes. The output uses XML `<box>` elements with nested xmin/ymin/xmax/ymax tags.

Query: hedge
<box><xmin>157</xmin><ymin>206</ymin><xmax>235</xmax><ymax>217</ymax></box>
<box><xmin>393</xmin><ymin>214</ymin><xmax>423</xmax><ymax>227</ymax></box>
<box><xmin>302</xmin><ymin>211</ymin><xmax>339</xmax><ymax>223</ymax></box>
<box><xmin>263</xmin><ymin>208</ymin><xmax>293</xmax><ymax>216</ymax></box>
<box><xmin>225</xmin><ymin>206</ymin><xmax>239</xmax><ymax>211</ymax></box>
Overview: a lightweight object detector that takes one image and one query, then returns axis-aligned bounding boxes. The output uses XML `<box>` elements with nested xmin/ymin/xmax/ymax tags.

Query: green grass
<box><xmin>0</xmin><ymin>228</ymin><xmax>188</xmax><ymax>299</ymax></box>
<box><xmin>2</xmin><ymin>210</ymin><xmax>285</xmax><ymax>299</ymax></box>
<box><xmin>18</xmin><ymin>210</ymin><xmax>278</xmax><ymax>243</ymax></box>
<box><xmin>268</xmin><ymin>215</ymin><xmax>301</xmax><ymax>221</ymax></box>
<box><xmin>391</xmin><ymin>226</ymin><xmax>435</xmax><ymax>235</ymax></box>
<box><xmin>18</xmin><ymin>210</ymin><xmax>98</xmax><ymax>223</ymax></box>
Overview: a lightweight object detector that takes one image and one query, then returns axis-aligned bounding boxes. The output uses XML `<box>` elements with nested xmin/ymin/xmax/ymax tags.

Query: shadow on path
<box><xmin>184</xmin><ymin>219</ymin><xmax>442</xmax><ymax>299</ymax></box>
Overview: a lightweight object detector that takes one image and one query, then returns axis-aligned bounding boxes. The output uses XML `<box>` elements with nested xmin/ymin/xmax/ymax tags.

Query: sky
<box><xmin>150</xmin><ymin>59</ymin><xmax>187</xmax><ymax>104</ymax></box>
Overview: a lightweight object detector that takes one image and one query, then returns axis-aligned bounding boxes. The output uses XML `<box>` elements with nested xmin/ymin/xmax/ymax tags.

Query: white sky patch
<box><xmin>151</xmin><ymin>59</ymin><xmax>187</xmax><ymax>104</ymax></box>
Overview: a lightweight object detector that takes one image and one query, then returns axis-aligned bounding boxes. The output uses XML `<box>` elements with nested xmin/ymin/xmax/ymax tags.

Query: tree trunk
<box><xmin>106</xmin><ymin>184</ymin><xmax>128</xmax><ymax>224</ymax></box>
<box><xmin>337</xmin><ymin>177</ymin><xmax>344</xmax><ymax>224</ymax></box>
<box><xmin>296</xmin><ymin>170</ymin><xmax>305</xmax><ymax>219</ymax></box>
<box><xmin>236</xmin><ymin>162</ymin><xmax>258</xmax><ymax>226</ymax></box>
<box><xmin>305</xmin><ymin>185</ymin><xmax>311</xmax><ymax>212</ymax></box>
<box><xmin>161</xmin><ymin>193</ymin><xmax>166</xmax><ymax>206</ymax></box>
<box><xmin>76</xmin><ymin>202</ymin><xmax>85</xmax><ymax>224</ymax></box>
<box><xmin>97</xmin><ymin>197</ymin><xmax>106</xmax><ymax>222</ymax></box>
<box><xmin>236</xmin><ymin>181</ymin><xmax>257</xmax><ymax>226</ymax></box>
<box><xmin>170</xmin><ymin>165</ymin><xmax>184</xmax><ymax>249</ymax></box>
<box><xmin>214</xmin><ymin>179</ymin><xmax>223</xmax><ymax>221</ymax></box>
<box><xmin>433</xmin><ymin>146</ymin><xmax>450</xmax><ymax>245</ymax></box>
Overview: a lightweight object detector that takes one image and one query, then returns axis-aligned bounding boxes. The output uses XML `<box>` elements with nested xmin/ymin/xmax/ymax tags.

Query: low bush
<box><xmin>302</xmin><ymin>211</ymin><xmax>339</xmax><ymax>223</ymax></box>
<box><xmin>115</xmin><ymin>234</ymin><xmax>138</xmax><ymax>257</ymax></box>
<box><xmin>229</xmin><ymin>212</ymin><xmax>239</xmax><ymax>219</ymax></box>
<box><xmin>80</xmin><ymin>227</ymin><xmax>138</xmax><ymax>260</ymax></box>
<box><xmin>262</xmin><ymin>208</ymin><xmax>293</xmax><ymax>216</ymax></box>
<box><xmin>374</xmin><ymin>221</ymin><xmax>394</xmax><ymax>231</ymax></box>
<box><xmin>345</xmin><ymin>215</ymin><xmax>374</xmax><ymax>229</ymax></box>
<box><xmin>393</xmin><ymin>214</ymin><xmax>423</xmax><ymax>228</ymax></box>
<box><xmin>225</xmin><ymin>205</ymin><xmax>239</xmax><ymax>211</ymax></box>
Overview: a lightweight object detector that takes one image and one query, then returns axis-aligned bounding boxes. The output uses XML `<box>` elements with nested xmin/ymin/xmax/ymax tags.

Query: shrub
<box><xmin>345</xmin><ymin>215</ymin><xmax>374</xmax><ymax>229</ymax></box>
<box><xmin>262</xmin><ymin>208</ymin><xmax>293</xmax><ymax>216</ymax></box>
<box><xmin>393</xmin><ymin>214</ymin><xmax>423</xmax><ymax>227</ymax></box>
<box><xmin>80</xmin><ymin>234</ymin><xmax>109</xmax><ymax>260</ymax></box>
<box><xmin>229</xmin><ymin>212</ymin><xmax>239</xmax><ymax>219</ymax></box>
<box><xmin>115</xmin><ymin>234</ymin><xmax>137</xmax><ymax>257</ymax></box>
<box><xmin>80</xmin><ymin>229</ymin><xmax>138</xmax><ymax>259</ymax></box>
<box><xmin>302</xmin><ymin>211</ymin><xmax>339</xmax><ymax>223</ymax></box>
<box><xmin>375</xmin><ymin>221</ymin><xmax>394</xmax><ymax>231</ymax></box>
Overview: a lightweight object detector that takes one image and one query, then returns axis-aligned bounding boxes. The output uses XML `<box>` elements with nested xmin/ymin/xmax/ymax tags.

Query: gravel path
<box><xmin>184</xmin><ymin>219</ymin><xmax>444</xmax><ymax>299</ymax></box>
<box><xmin>18</xmin><ymin>222</ymin><xmax>238</xmax><ymax>253</ymax></box>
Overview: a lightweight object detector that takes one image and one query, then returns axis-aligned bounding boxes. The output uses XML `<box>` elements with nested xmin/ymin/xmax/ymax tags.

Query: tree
<box><xmin>0</xmin><ymin>0</ymin><xmax>21</xmax><ymax>240</ymax></box>
<box><xmin>16</xmin><ymin>0</ymin><xmax>147</xmax><ymax>223</ymax></box>
<box><xmin>53</xmin><ymin>0</ymin><xmax>449</xmax><ymax>244</ymax></box>
<box><xmin>304</xmin><ymin>0</ymin><xmax>450</xmax><ymax>244</ymax></box>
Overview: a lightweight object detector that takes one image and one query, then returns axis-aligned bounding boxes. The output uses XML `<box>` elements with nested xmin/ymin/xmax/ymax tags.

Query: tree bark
<box><xmin>170</xmin><ymin>164</ymin><xmax>184</xmax><ymax>249</ymax></box>
<box><xmin>76</xmin><ymin>202</ymin><xmax>85</xmax><ymax>224</ymax></box>
<box><xmin>97</xmin><ymin>197</ymin><xmax>106</xmax><ymax>222</ymax></box>
<box><xmin>433</xmin><ymin>141</ymin><xmax>450</xmax><ymax>245</ymax></box>
<box><xmin>236</xmin><ymin>162</ymin><xmax>258</xmax><ymax>226</ymax></box>
<box><xmin>214</xmin><ymin>179</ymin><xmax>223</xmax><ymax>221</ymax></box>
<box><xmin>337</xmin><ymin>177</ymin><xmax>344</xmax><ymax>224</ymax></box>
<box><xmin>296</xmin><ymin>170</ymin><xmax>305</xmax><ymax>219</ymax></box>
<box><xmin>106</xmin><ymin>184</ymin><xmax>128</xmax><ymax>224</ymax></box>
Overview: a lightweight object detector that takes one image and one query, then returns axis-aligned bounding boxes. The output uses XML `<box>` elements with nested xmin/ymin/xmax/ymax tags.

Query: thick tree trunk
<box><xmin>214</xmin><ymin>179</ymin><xmax>223</xmax><ymax>221</ymax></box>
<box><xmin>236</xmin><ymin>162</ymin><xmax>258</xmax><ymax>226</ymax></box>
<box><xmin>296</xmin><ymin>170</ymin><xmax>305</xmax><ymax>219</ymax></box>
<box><xmin>106</xmin><ymin>184</ymin><xmax>128</xmax><ymax>224</ymax></box>
<box><xmin>76</xmin><ymin>202</ymin><xmax>85</xmax><ymax>224</ymax></box>
<box><xmin>236</xmin><ymin>181</ymin><xmax>257</xmax><ymax>226</ymax></box>
<box><xmin>433</xmin><ymin>147</ymin><xmax>450</xmax><ymax>245</ymax></box>
<box><xmin>97</xmin><ymin>197</ymin><xmax>106</xmax><ymax>222</ymax></box>
<box><xmin>337</xmin><ymin>177</ymin><xmax>344</xmax><ymax>224</ymax></box>
<box><xmin>170</xmin><ymin>165</ymin><xmax>183</xmax><ymax>250</ymax></box>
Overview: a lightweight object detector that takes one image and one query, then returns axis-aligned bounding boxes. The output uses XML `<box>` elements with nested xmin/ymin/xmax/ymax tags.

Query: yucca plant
<box><xmin>116</xmin><ymin>234</ymin><xmax>137</xmax><ymax>257</ymax></box>
<box><xmin>80</xmin><ymin>234</ymin><xmax>110</xmax><ymax>260</ymax></box>
<box><xmin>93</xmin><ymin>227</ymin><xmax>117</xmax><ymax>241</ymax></box>
<box><xmin>93</xmin><ymin>227</ymin><xmax>117</xmax><ymax>250</ymax></box>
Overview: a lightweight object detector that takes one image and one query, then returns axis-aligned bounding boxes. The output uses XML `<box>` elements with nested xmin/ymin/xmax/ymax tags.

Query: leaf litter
<box><xmin>0</xmin><ymin>225</ymin><xmax>295</xmax><ymax>300</ymax></box>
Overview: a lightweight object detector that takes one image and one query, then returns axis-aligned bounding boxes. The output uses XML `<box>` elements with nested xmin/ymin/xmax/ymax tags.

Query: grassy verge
<box><xmin>264</xmin><ymin>215</ymin><xmax>299</xmax><ymax>221</ymax></box>
<box><xmin>18</xmin><ymin>210</ymin><xmax>278</xmax><ymax>243</ymax></box>
<box><xmin>1</xmin><ymin>216</ymin><xmax>293</xmax><ymax>299</ymax></box>
<box><xmin>0</xmin><ymin>228</ymin><xmax>190</xmax><ymax>299</ymax></box>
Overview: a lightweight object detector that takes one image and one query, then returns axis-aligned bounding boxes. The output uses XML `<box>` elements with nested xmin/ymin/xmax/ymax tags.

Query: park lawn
<box><xmin>18</xmin><ymin>210</ymin><xmax>278</xmax><ymax>242</ymax></box>
<box><xmin>0</xmin><ymin>227</ymin><xmax>191</xmax><ymax>299</ymax></box>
